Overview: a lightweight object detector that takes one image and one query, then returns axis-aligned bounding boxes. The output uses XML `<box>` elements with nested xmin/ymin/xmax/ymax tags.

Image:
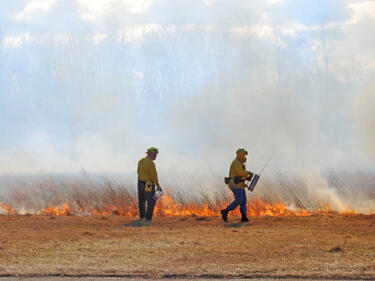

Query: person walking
<box><xmin>221</xmin><ymin>148</ymin><xmax>254</xmax><ymax>222</ymax></box>
<box><xmin>137</xmin><ymin>147</ymin><xmax>162</xmax><ymax>222</ymax></box>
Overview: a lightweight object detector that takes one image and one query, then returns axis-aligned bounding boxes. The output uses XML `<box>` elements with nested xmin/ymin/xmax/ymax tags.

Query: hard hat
<box><xmin>147</xmin><ymin>147</ymin><xmax>159</xmax><ymax>154</ymax></box>
<box><xmin>236</xmin><ymin>148</ymin><xmax>248</xmax><ymax>155</ymax></box>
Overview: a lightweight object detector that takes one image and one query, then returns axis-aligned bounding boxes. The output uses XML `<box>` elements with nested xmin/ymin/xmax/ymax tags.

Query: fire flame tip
<box><xmin>0</xmin><ymin>197</ymin><xmax>366</xmax><ymax>217</ymax></box>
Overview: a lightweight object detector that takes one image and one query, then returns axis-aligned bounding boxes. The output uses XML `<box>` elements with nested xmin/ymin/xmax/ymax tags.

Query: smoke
<box><xmin>303</xmin><ymin>170</ymin><xmax>351</xmax><ymax>212</ymax></box>
<box><xmin>0</xmin><ymin>1</ymin><xmax>374</xmax><ymax>213</ymax></box>
<box><xmin>350</xmin><ymin>87</ymin><xmax>375</xmax><ymax>159</ymax></box>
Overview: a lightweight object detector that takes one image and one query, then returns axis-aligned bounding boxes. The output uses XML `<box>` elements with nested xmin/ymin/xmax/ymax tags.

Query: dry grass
<box><xmin>0</xmin><ymin>214</ymin><xmax>374</xmax><ymax>279</ymax></box>
<box><xmin>1</xmin><ymin>171</ymin><xmax>375</xmax><ymax>216</ymax></box>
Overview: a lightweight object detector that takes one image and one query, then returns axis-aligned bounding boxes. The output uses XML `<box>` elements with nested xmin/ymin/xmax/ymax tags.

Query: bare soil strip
<box><xmin>0</xmin><ymin>275</ymin><xmax>374</xmax><ymax>280</ymax></box>
<box><xmin>0</xmin><ymin>215</ymin><xmax>374</xmax><ymax>279</ymax></box>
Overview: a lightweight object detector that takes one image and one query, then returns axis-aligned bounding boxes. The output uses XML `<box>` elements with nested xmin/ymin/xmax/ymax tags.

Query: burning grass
<box><xmin>0</xmin><ymin>191</ymin><xmax>360</xmax><ymax>217</ymax></box>
<box><xmin>0</xmin><ymin>172</ymin><xmax>374</xmax><ymax>217</ymax></box>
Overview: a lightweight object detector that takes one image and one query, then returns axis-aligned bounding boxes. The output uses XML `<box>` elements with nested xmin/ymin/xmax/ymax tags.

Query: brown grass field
<box><xmin>0</xmin><ymin>214</ymin><xmax>374</xmax><ymax>279</ymax></box>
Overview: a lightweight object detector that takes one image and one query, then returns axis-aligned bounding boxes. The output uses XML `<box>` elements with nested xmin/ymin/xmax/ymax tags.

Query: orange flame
<box><xmin>0</xmin><ymin>195</ymin><xmax>362</xmax><ymax>217</ymax></box>
<box><xmin>0</xmin><ymin>202</ymin><xmax>18</xmax><ymax>215</ymax></box>
<box><xmin>44</xmin><ymin>203</ymin><xmax>74</xmax><ymax>216</ymax></box>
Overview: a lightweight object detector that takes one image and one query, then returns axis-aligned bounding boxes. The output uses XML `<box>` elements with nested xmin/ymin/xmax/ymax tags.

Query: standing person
<box><xmin>221</xmin><ymin>148</ymin><xmax>254</xmax><ymax>222</ymax></box>
<box><xmin>137</xmin><ymin>147</ymin><xmax>162</xmax><ymax>222</ymax></box>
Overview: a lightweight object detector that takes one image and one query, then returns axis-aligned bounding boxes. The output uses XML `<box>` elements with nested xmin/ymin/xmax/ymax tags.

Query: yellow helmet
<box><xmin>236</xmin><ymin>148</ymin><xmax>248</xmax><ymax>155</ymax></box>
<box><xmin>146</xmin><ymin>147</ymin><xmax>159</xmax><ymax>154</ymax></box>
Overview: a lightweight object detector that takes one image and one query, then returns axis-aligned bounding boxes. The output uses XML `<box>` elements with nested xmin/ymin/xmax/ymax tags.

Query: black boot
<box><xmin>221</xmin><ymin>209</ymin><xmax>228</xmax><ymax>222</ymax></box>
<box><xmin>241</xmin><ymin>214</ymin><xmax>249</xmax><ymax>222</ymax></box>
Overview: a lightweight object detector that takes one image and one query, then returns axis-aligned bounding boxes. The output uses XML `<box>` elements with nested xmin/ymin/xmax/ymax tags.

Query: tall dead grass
<box><xmin>0</xmin><ymin>169</ymin><xmax>374</xmax><ymax>215</ymax></box>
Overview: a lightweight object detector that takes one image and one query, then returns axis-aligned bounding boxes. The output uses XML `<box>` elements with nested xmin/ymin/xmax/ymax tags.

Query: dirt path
<box><xmin>0</xmin><ymin>276</ymin><xmax>371</xmax><ymax>281</ymax></box>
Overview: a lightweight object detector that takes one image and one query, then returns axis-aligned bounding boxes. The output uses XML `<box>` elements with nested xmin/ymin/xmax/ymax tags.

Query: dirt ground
<box><xmin>0</xmin><ymin>214</ymin><xmax>374</xmax><ymax>279</ymax></box>
<box><xmin>0</xmin><ymin>276</ymin><xmax>370</xmax><ymax>281</ymax></box>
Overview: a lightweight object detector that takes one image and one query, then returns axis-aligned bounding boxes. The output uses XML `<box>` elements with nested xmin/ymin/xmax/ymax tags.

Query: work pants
<box><xmin>138</xmin><ymin>181</ymin><xmax>156</xmax><ymax>220</ymax></box>
<box><xmin>226</xmin><ymin>188</ymin><xmax>247</xmax><ymax>215</ymax></box>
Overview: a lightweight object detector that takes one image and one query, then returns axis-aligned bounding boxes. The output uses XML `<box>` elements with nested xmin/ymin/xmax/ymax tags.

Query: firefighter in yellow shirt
<box><xmin>137</xmin><ymin>147</ymin><xmax>162</xmax><ymax>221</ymax></box>
<box><xmin>221</xmin><ymin>148</ymin><xmax>254</xmax><ymax>222</ymax></box>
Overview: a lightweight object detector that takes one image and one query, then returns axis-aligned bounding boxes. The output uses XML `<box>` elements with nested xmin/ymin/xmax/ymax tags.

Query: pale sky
<box><xmin>1</xmin><ymin>0</ymin><xmax>375</xmax><ymax>174</ymax></box>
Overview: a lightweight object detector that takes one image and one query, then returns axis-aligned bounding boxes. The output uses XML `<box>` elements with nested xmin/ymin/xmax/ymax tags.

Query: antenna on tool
<box><xmin>259</xmin><ymin>156</ymin><xmax>272</xmax><ymax>176</ymax></box>
<box><xmin>248</xmin><ymin>156</ymin><xmax>272</xmax><ymax>192</ymax></box>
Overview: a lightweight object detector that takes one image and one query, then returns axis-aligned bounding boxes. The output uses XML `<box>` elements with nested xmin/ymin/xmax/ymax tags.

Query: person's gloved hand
<box><xmin>246</xmin><ymin>172</ymin><xmax>254</xmax><ymax>181</ymax></box>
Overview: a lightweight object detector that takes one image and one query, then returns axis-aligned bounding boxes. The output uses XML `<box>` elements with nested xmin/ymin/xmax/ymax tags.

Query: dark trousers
<box><xmin>138</xmin><ymin>181</ymin><xmax>156</xmax><ymax>220</ymax></box>
<box><xmin>225</xmin><ymin>188</ymin><xmax>247</xmax><ymax>215</ymax></box>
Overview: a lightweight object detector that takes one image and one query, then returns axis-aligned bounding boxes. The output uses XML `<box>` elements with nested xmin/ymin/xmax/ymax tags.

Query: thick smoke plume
<box><xmin>0</xmin><ymin>1</ymin><xmax>374</xmax><ymax>213</ymax></box>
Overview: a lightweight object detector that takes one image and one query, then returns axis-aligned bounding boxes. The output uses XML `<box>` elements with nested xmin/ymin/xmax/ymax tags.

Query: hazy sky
<box><xmin>1</xmin><ymin>0</ymin><xmax>375</xmax><ymax>174</ymax></box>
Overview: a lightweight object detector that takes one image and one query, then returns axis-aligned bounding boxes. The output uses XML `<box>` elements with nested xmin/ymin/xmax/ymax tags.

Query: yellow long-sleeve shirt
<box><xmin>229</xmin><ymin>158</ymin><xmax>251</xmax><ymax>189</ymax></box>
<box><xmin>137</xmin><ymin>157</ymin><xmax>159</xmax><ymax>186</ymax></box>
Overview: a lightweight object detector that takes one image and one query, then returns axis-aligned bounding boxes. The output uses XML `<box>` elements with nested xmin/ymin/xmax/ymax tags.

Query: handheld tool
<box><xmin>248</xmin><ymin>156</ymin><xmax>271</xmax><ymax>192</ymax></box>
